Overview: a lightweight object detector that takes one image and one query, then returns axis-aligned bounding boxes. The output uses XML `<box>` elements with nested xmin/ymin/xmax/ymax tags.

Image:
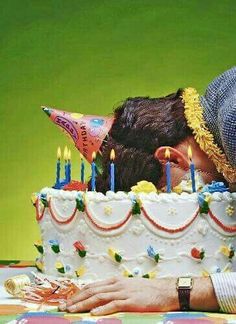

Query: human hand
<box><xmin>58</xmin><ymin>276</ymin><xmax>179</xmax><ymax>315</ymax></box>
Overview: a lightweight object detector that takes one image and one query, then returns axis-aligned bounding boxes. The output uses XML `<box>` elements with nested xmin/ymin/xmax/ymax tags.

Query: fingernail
<box><xmin>91</xmin><ymin>307</ymin><xmax>101</xmax><ymax>315</ymax></box>
<box><xmin>68</xmin><ymin>305</ymin><xmax>76</xmax><ymax>312</ymax></box>
<box><xmin>58</xmin><ymin>302</ymin><xmax>67</xmax><ymax>311</ymax></box>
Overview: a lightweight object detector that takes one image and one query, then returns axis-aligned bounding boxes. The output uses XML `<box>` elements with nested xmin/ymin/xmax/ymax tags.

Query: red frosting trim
<box><xmin>36</xmin><ymin>198</ymin><xmax>45</xmax><ymax>222</ymax></box>
<box><xmin>208</xmin><ymin>209</ymin><xmax>236</xmax><ymax>233</ymax></box>
<box><xmin>85</xmin><ymin>206</ymin><xmax>132</xmax><ymax>231</ymax></box>
<box><xmin>63</xmin><ymin>181</ymin><xmax>88</xmax><ymax>191</ymax></box>
<box><xmin>48</xmin><ymin>198</ymin><xmax>78</xmax><ymax>224</ymax></box>
<box><xmin>141</xmin><ymin>206</ymin><xmax>200</xmax><ymax>233</ymax></box>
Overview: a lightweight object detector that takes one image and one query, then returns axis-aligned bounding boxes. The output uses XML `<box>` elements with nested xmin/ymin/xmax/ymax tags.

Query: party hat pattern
<box><xmin>42</xmin><ymin>106</ymin><xmax>114</xmax><ymax>163</ymax></box>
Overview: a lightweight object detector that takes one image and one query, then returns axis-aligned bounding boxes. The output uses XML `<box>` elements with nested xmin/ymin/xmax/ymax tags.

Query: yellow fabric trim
<box><xmin>182</xmin><ymin>88</ymin><xmax>236</xmax><ymax>183</ymax></box>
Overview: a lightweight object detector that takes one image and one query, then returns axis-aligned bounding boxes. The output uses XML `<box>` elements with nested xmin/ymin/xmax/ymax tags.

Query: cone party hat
<box><xmin>42</xmin><ymin>106</ymin><xmax>114</xmax><ymax>163</ymax></box>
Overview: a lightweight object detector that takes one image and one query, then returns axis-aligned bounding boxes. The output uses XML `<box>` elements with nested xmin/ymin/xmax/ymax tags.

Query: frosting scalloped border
<box><xmin>141</xmin><ymin>207</ymin><xmax>199</xmax><ymax>233</ymax></box>
<box><xmin>36</xmin><ymin>198</ymin><xmax>45</xmax><ymax>221</ymax></box>
<box><xmin>208</xmin><ymin>210</ymin><xmax>236</xmax><ymax>233</ymax></box>
<box><xmin>35</xmin><ymin>191</ymin><xmax>236</xmax><ymax>234</ymax></box>
<box><xmin>182</xmin><ymin>87</ymin><xmax>236</xmax><ymax>183</ymax></box>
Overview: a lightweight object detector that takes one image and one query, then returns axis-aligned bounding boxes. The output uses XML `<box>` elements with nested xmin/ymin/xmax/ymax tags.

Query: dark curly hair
<box><xmin>89</xmin><ymin>89</ymin><xmax>192</xmax><ymax>192</ymax></box>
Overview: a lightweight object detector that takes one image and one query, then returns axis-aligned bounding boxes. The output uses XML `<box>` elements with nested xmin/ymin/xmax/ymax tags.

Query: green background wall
<box><xmin>1</xmin><ymin>0</ymin><xmax>235</xmax><ymax>260</ymax></box>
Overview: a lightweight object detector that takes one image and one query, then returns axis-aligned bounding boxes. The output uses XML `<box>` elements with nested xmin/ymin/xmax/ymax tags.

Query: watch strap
<box><xmin>178</xmin><ymin>287</ymin><xmax>191</xmax><ymax>311</ymax></box>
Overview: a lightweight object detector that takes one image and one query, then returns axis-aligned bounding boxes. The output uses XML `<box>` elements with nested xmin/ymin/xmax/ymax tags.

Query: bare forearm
<box><xmin>190</xmin><ymin>277</ymin><xmax>219</xmax><ymax>312</ymax></box>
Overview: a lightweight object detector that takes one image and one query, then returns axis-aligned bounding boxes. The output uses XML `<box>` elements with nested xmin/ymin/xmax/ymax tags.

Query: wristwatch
<box><xmin>176</xmin><ymin>277</ymin><xmax>193</xmax><ymax>311</ymax></box>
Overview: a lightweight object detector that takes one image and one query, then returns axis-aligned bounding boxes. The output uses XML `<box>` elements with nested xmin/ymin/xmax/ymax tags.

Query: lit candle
<box><xmin>165</xmin><ymin>148</ymin><xmax>171</xmax><ymax>193</ymax></box>
<box><xmin>91</xmin><ymin>151</ymin><xmax>97</xmax><ymax>191</ymax></box>
<box><xmin>67</xmin><ymin>149</ymin><xmax>71</xmax><ymax>183</ymax></box>
<box><xmin>80</xmin><ymin>153</ymin><xmax>85</xmax><ymax>183</ymax></box>
<box><xmin>63</xmin><ymin>146</ymin><xmax>68</xmax><ymax>181</ymax></box>
<box><xmin>188</xmin><ymin>146</ymin><xmax>196</xmax><ymax>192</ymax></box>
<box><xmin>56</xmin><ymin>147</ymin><xmax>61</xmax><ymax>186</ymax></box>
<box><xmin>110</xmin><ymin>149</ymin><xmax>115</xmax><ymax>192</ymax></box>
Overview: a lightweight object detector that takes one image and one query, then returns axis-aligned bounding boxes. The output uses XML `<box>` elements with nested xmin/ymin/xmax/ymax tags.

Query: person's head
<box><xmin>92</xmin><ymin>90</ymin><xmax>223</xmax><ymax>192</ymax></box>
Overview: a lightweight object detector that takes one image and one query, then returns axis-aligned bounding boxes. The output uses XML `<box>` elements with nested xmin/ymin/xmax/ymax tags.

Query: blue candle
<box><xmin>165</xmin><ymin>148</ymin><xmax>171</xmax><ymax>193</ymax></box>
<box><xmin>91</xmin><ymin>152</ymin><xmax>97</xmax><ymax>191</ymax></box>
<box><xmin>56</xmin><ymin>147</ymin><xmax>61</xmax><ymax>185</ymax></box>
<box><xmin>63</xmin><ymin>146</ymin><xmax>68</xmax><ymax>182</ymax></box>
<box><xmin>67</xmin><ymin>149</ymin><xmax>71</xmax><ymax>183</ymax></box>
<box><xmin>80</xmin><ymin>154</ymin><xmax>85</xmax><ymax>183</ymax></box>
<box><xmin>110</xmin><ymin>149</ymin><xmax>115</xmax><ymax>192</ymax></box>
<box><xmin>188</xmin><ymin>146</ymin><xmax>196</xmax><ymax>192</ymax></box>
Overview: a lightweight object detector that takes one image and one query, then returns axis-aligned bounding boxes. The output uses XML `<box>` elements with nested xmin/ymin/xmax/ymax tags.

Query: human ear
<box><xmin>154</xmin><ymin>146</ymin><xmax>189</xmax><ymax>170</ymax></box>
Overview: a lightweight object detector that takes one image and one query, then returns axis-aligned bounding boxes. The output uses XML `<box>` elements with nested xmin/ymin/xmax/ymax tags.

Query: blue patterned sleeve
<box><xmin>211</xmin><ymin>273</ymin><xmax>236</xmax><ymax>313</ymax></box>
<box><xmin>201</xmin><ymin>66</ymin><xmax>236</xmax><ymax>168</ymax></box>
<box><xmin>218</xmin><ymin>94</ymin><xmax>236</xmax><ymax>167</ymax></box>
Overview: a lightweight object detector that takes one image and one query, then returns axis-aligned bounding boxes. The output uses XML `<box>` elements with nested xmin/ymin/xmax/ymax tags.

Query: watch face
<box><xmin>177</xmin><ymin>277</ymin><xmax>193</xmax><ymax>288</ymax></box>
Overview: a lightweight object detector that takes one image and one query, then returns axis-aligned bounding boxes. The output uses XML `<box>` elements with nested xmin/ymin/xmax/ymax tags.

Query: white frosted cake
<box><xmin>32</xmin><ymin>184</ymin><xmax>236</xmax><ymax>281</ymax></box>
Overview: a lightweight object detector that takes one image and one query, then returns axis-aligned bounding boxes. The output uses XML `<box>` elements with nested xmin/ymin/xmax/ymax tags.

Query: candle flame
<box><xmin>92</xmin><ymin>151</ymin><xmax>96</xmax><ymax>161</ymax></box>
<box><xmin>165</xmin><ymin>148</ymin><xmax>170</xmax><ymax>159</ymax></box>
<box><xmin>188</xmin><ymin>146</ymin><xmax>192</xmax><ymax>160</ymax></box>
<box><xmin>68</xmin><ymin>149</ymin><xmax>71</xmax><ymax>161</ymax></box>
<box><xmin>80</xmin><ymin>153</ymin><xmax>84</xmax><ymax>160</ymax></box>
<box><xmin>63</xmin><ymin>146</ymin><xmax>68</xmax><ymax>160</ymax></box>
<box><xmin>110</xmin><ymin>149</ymin><xmax>115</xmax><ymax>161</ymax></box>
<box><xmin>57</xmin><ymin>147</ymin><xmax>61</xmax><ymax>159</ymax></box>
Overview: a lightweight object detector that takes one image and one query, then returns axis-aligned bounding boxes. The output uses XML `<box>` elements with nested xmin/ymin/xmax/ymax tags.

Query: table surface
<box><xmin>1</xmin><ymin>262</ymin><xmax>236</xmax><ymax>323</ymax></box>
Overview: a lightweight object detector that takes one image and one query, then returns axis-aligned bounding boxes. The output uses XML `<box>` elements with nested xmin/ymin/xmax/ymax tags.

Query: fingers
<box><xmin>66</xmin><ymin>292</ymin><xmax>126</xmax><ymax>313</ymax></box>
<box><xmin>63</xmin><ymin>277</ymin><xmax>119</xmax><ymax>308</ymax></box>
<box><xmin>91</xmin><ymin>300</ymin><xmax>128</xmax><ymax>315</ymax></box>
<box><xmin>65</xmin><ymin>282</ymin><xmax>120</xmax><ymax>307</ymax></box>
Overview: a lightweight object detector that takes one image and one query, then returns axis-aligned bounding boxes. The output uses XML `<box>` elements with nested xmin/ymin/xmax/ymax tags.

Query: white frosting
<box><xmin>34</xmin><ymin>188</ymin><xmax>236</xmax><ymax>280</ymax></box>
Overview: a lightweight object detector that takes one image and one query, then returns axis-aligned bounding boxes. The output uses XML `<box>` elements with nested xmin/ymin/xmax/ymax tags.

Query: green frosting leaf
<box><xmin>114</xmin><ymin>253</ymin><xmax>122</xmax><ymax>263</ymax></box>
<box><xmin>76</xmin><ymin>198</ymin><xmax>85</xmax><ymax>212</ymax></box>
<box><xmin>35</xmin><ymin>245</ymin><xmax>44</xmax><ymax>254</ymax></box>
<box><xmin>51</xmin><ymin>245</ymin><xmax>60</xmax><ymax>254</ymax></box>
<box><xmin>199</xmin><ymin>201</ymin><xmax>209</xmax><ymax>214</ymax></box>
<box><xmin>132</xmin><ymin>201</ymin><xmax>141</xmax><ymax>215</ymax></box>
<box><xmin>40</xmin><ymin>197</ymin><xmax>48</xmax><ymax>207</ymax></box>
<box><xmin>78</xmin><ymin>250</ymin><xmax>87</xmax><ymax>258</ymax></box>
<box><xmin>154</xmin><ymin>254</ymin><xmax>160</xmax><ymax>263</ymax></box>
<box><xmin>58</xmin><ymin>267</ymin><xmax>65</xmax><ymax>274</ymax></box>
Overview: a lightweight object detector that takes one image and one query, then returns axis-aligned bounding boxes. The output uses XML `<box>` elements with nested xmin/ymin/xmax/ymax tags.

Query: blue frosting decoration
<box><xmin>202</xmin><ymin>181</ymin><xmax>229</xmax><ymax>193</ymax></box>
<box><xmin>48</xmin><ymin>239</ymin><xmax>59</xmax><ymax>246</ymax></box>
<box><xmin>147</xmin><ymin>245</ymin><xmax>160</xmax><ymax>263</ymax></box>
<box><xmin>147</xmin><ymin>245</ymin><xmax>156</xmax><ymax>258</ymax></box>
<box><xmin>40</xmin><ymin>193</ymin><xmax>48</xmax><ymax>207</ymax></box>
<box><xmin>76</xmin><ymin>192</ymin><xmax>85</xmax><ymax>212</ymax></box>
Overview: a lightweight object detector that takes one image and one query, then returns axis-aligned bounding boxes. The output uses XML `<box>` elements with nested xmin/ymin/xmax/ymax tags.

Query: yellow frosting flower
<box><xmin>75</xmin><ymin>266</ymin><xmax>86</xmax><ymax>277</ymax></box>
<box><xmin>131</xmin><ymin>181</ymin><xmax>157</xmax><ymax>194</ymax></box>
<box><xmin>34</xmin><ymin>240</ymin><xmax>42</xmax><ymax>246</ymax></box>
<box><xmin>220</xmin><ymin>246</ymin><xmax>230</xmax><ymax>257</ymax></box>
<box><xmin>201</xmin><ymin>270</ymin><xmax>209</xmax><ymax>277</ymax></box>
<box><xmin>108</xmin><ymin>248</ymin><xmax>122</xmax><ymax>263</ymax></box>
<box><xmin>35</xmin><ymin>259</ymin><xmax>44</xmax><ymax>272</ymax></box>
<box><xmin>144</xmin><ymin>271</ymin><xmax>156</xmax><ymax>279</ymax></box>
<box><xmin>204</xmin><ymin>195</ymin><xmax>212</xmax><ymax>204</ymax></box>
<box><xmin>31</xmin><ymin>193</ymin><xmax>38</xmax><ymax>205</ymax></box>
<box><xmin>226</xmin><ymin>205</ymin><xmax>235</xmax><ymax>217</ymax></box>
<box><xmin>123</xmin><ymin>269</ymin><xmax>133</xmax><ymax>277</ymax></box>
<box><xmin>173</xmin><ymin>185</ymin><xmax>183</xmax><ymax>194</ymax></box>
<box><xmin>55</xmin><ymin>261</ymin><xmax>63</xmax><ymax>269</ymax></box>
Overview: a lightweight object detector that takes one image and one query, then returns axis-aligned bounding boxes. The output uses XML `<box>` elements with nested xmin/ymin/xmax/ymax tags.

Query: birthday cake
<box><xmin>32</xmin><ymin>106</ymin><xmax>236</xmax><ymax>281</ymax></box>
<box><xmin>32</xmin><ymin>183</ymin><xmax>236</xmax><ymax>281</ymax></box>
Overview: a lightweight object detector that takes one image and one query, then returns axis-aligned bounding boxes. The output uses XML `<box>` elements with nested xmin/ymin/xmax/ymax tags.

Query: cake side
<box><xmin>33</xmin><ymin>188</ymin><xmax>236</xmax><ymax>281</ymax></box>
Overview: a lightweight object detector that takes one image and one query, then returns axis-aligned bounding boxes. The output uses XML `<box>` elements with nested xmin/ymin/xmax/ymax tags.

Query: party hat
<box><xmin>42</xmin><ymin>106</ymin><xmax>114</xmax><ymax>163</ymax></box>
